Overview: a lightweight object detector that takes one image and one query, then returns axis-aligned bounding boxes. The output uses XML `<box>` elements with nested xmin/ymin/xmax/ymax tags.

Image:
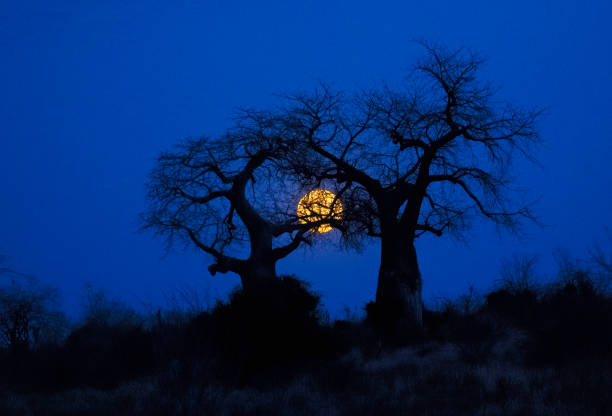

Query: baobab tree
<box><xmin>142</xmin><ymin>111</ymin><xmax>342</xmax><ymax>291</ymax></box>
<box><xmin>281</xmin><ymin>44</ymin><xmax>541</xmax><ymax>327</ymax></box>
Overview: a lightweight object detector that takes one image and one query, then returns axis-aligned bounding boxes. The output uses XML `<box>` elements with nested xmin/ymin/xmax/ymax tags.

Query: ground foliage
<box><xmin>1</xmin><ymin>270</ymin><xmax>612</xmax><ymax>415</ymax></box>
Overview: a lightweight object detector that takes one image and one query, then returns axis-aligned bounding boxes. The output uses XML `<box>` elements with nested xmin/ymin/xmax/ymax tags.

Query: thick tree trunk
<box><xmin>375</xmin><ymin>230</ymin><xmax>423</xmax><ymax>328</ymax></box>
<box><xmin>241</xmin><ymin>256</ymin><xmax>277</xmax><ymax>291</ymax></box>
<box><xmin>228</xmin><ymin>182</ymin><xmax>278</xmax><ymax>291</ymax></box>
<box><xmin>240</xmin><ymin>224</ymin><xmax>277</xmax><ymax>291</ymax></box>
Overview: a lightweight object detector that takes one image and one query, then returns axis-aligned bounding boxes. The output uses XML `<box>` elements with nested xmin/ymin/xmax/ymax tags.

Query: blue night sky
<box><xmin>1</xmin><ymin>1</ymin><xmax>611</xmax><ymax>318</ymax></box>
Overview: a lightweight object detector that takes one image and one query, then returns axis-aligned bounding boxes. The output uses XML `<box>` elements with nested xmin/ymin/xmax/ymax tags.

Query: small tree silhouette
<box><xmin>0</xmin><ymin>272</ymin><xmax>66</xmax><ymax>353</ymax></box>
<box><xmin>589</xmin><ymin>228</ymin><xmax>612</xmax><ymax>293</ymax></box>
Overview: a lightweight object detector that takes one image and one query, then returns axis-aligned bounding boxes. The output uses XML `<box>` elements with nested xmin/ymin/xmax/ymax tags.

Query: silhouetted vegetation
<box><xmin>142</xmin><ymin>114</ymin><xmax>342</xmax><ymax>291</ymax></box>
<box><xmin>0</xmin><ymin>274</ymin><xmax>67</xmax><ymax>355</ymax></box>
<box><xmin>1</xmin><ymin>254</ymin><xmax>612</xmax><ymax>414</ymax></box>
<box><xmin>177</xmin><ymin>276</ymin><xmax>341</xmax><ymax>385</ymax></box>
<box><xmin>142</xmin><ymin>43</ymin><xmax>542</xmax><ymax>328</ymax></box>
<box><xmin>280</xmin><ymin>42</ymin><xmax>541</xmax><ymax>327</ymax></box>
<box><xmin>3</xmin><ymin>41</ymin><xmax>608</xmax><ymax>414</ymax></box>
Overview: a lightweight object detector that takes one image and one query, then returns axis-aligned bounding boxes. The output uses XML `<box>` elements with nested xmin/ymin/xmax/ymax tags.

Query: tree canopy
<box><xmin>142</xmin><ymin>111</ymin><xmax>342</xmax><ymax>289</ymax></box>
<box><xmin>277</xmin><ymin>43</ymin><xmax>541</xmax><ymax>326</ymax></box>
<box><xmin>144</xmin><ymin>43</ymin><xmax>541</xmax><ymax>326</ymax></box>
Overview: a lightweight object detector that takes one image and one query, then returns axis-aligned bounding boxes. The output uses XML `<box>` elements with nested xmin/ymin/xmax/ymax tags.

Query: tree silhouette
<box><xmin>280</xmin><ymin>43</ymin><xmax>541</xmax><ymax>327</ymax></box>
<box><xmin>0</xmin><ymin>273</ymin><xmax>66</xmax><ymax>353</ymax></box>
<box><xmin>142</xmin><ymin>112</ymin><xmax>339</xmax><ymax>290</ymax></box>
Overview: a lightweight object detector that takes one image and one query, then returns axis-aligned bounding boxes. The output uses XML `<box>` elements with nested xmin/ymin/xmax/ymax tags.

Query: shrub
<box><xmin>525</xmin><ymin>272</ymin><xmax>612</xmax><ymax>366</ymax></box>
<box><xmin>365</xmin><ymin>300</ymin><xmax>425</xmax><ymax>346</ymax></box>
<box><xmin>62</xmin><ymin>323</ymin><xmax>155</xmax><ymax>389</ymax></box>
<box><xmin>485</xmin><ymin>288</ymin><xmax>538</xmax><ymax>324</ymax></box>
<box><xmin>0</xmin><ymin>275</ymin><xmax>67</xmax><ymax>353</ymax></box>
<box><xmin>190</xmin><ymin>276</ymin><xmax>336</xmax><ymax>383</ymax></box>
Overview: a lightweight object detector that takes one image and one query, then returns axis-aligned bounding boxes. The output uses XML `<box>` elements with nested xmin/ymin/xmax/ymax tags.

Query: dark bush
<box><xmin>365</xmin><ymin>300</ymin><xmax>425</xmax><ymax>346</ymax></box>
<box><xmin>485</xmin><ymin>288</ymin><xmax>538</xmax><ymax>324</ymax></box>
<box><xmin>190</xmin><ymin>276</ymin><xmax>336</xmax><ymax>382</ymax></box>
<box><xmin>0</xmin><ymin>322</ymin><xmax>155</xmax><ymax>393</ymax></box>
<box><xmin>525</xmin><ymin>274</ymin><xmax>612</xmax><ymax>366</ymax></box>
<box><xmin>62</xmin><ymin>323</ymin><xmax>155</xmax><ymax>389</ymax></box>
<box><xmin>181</xmin><ymin>310</ymin><xmax>213</xmax><ymax>355</ymax></box>
<box><xmin>328</xmin><ymin>318</ymin><xmax>379</xmax><ymax>357</ymax></box>
<box><xmin>423</xmin><ymin>305</ymin><xmax>461</xmax><ymax>339</ymax></box>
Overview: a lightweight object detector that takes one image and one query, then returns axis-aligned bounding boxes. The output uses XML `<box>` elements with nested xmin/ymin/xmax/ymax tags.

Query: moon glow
<box><xmin>297</xmin><ymin>189</ymin><xmax>343</xmax><ymax>233</ymax></box>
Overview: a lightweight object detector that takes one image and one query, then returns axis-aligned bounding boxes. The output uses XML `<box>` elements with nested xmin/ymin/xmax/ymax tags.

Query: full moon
<box><xmin>297</xmin><ymin>189</ymin><xmax>343</xmax><ymax>233</ymax></box>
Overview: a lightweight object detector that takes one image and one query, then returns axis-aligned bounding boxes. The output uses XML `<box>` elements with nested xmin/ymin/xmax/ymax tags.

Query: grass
<box><xmin>2</xmin><ymin>346</ymin><xmax>610</xmax><ymax>415</ymax></box>
<box><xmin>1</xmin><ymin>273</ymin><xmax>612</xmax><ymax>415</ymax></box>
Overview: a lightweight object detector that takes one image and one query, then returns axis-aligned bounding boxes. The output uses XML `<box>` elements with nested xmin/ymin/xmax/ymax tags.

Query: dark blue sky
<box><xmin>1</xmin><ymin>1</ymin><xmax>611</xmax><ymax>318</ymax></box>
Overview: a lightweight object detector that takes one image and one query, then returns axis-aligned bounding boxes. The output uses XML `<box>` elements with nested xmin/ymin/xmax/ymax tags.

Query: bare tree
<box><xmin>498</xmin><ymin>254</ymin><xmax>540</xmax><ymax>294</ymax></box>
<box><xmin>589</xmin><ymin>228</ymin><xmax>612</xmax><ymax>293</ymax></box>
<box><xmin>0</xmin><ymin>273</ymin><xmax>66</xmax><ymax>352</ymax></box>
<box><xmin>281</xmin><ymin>43</ymin><xmax>541</xmax><ymax>326</ymax></box>
<box><xmin>142</xmin><ymin>111</ymin><xmax>339</xmax><ymax>290</ymax></box>
<box><xmin>81</xmin><ymin>283</ymin><xmax>142</xmax><ymax>327</ymax></box>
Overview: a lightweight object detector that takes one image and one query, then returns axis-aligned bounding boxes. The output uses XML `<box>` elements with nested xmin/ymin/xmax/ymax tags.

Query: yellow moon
<box><xmin>297</xmin><ymin>189</ymin><xmax>343</xmax><ymax>233</ymax></box>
